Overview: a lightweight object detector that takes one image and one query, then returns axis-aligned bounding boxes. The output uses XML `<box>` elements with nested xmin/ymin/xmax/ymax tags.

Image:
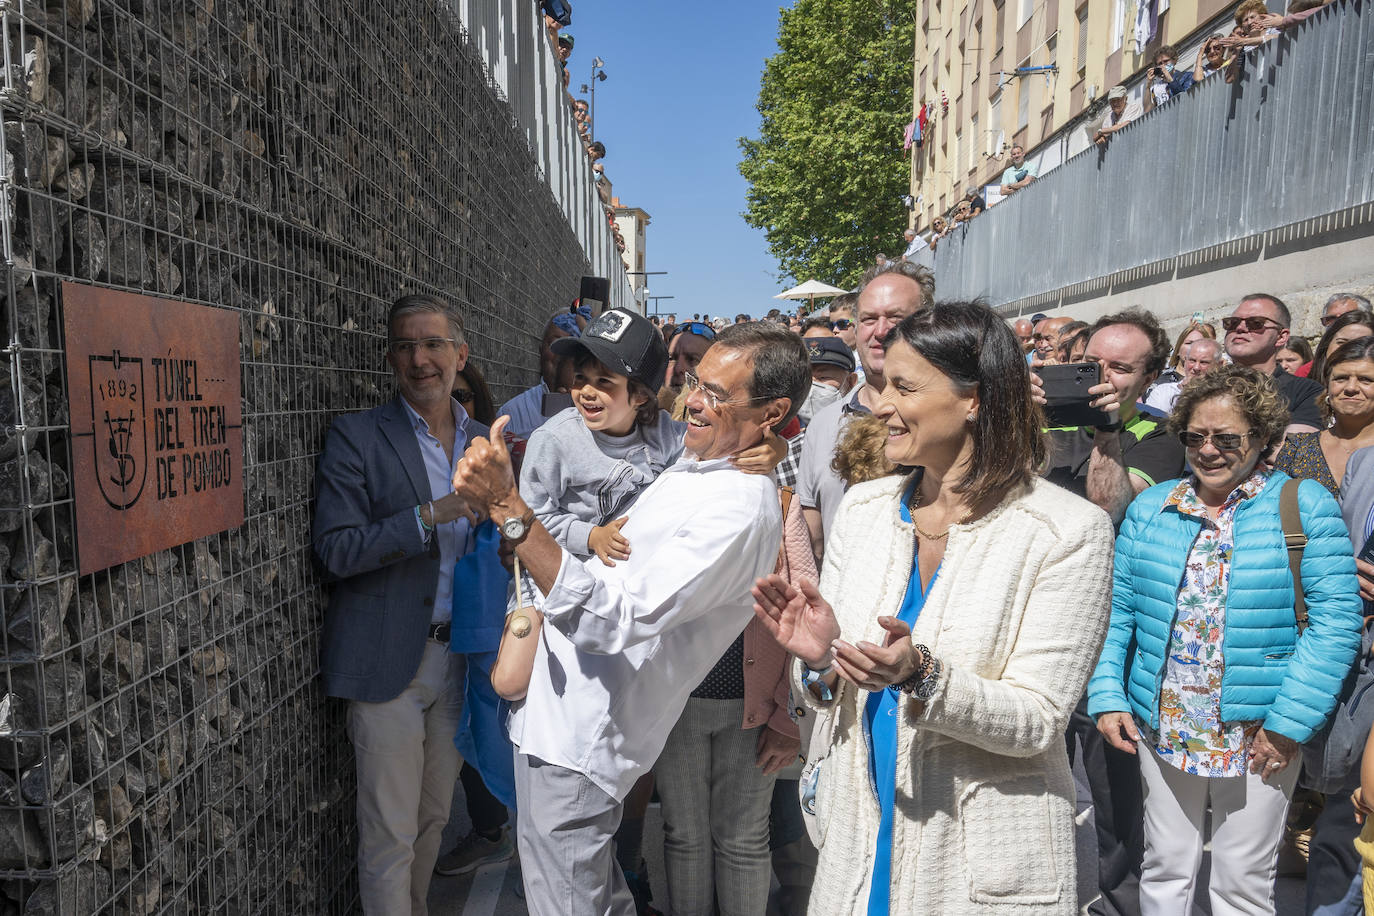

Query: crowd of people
<box><xmin>311</xmin><ymin>263</ymin><xmax>1374</xmax><ymax>916</ymax></box>
<box><xmin>920</xmin><ymin>0</ymin><xmax>1341</xmax><ymax>249</ymax></box>
<box><xmin>539</xmin><ymin>3</ymin><xmax>632</xmax><ymax>260</ymax></box>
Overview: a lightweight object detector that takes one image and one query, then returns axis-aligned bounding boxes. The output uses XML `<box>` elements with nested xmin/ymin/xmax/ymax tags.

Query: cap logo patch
<box><xmin>587</xmin><ymin>310</ymin><xmax>631</xmax><ymax>342</ymax></box>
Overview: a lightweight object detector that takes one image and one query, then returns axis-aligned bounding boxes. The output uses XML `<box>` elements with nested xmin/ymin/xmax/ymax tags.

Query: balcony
<box><xmin>930</xmin><ymin>1</ymin><xmax>1374</xmax><ymax>326</ymax></box>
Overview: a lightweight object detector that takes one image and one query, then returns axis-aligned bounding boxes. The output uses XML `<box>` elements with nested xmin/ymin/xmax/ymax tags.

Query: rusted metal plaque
<box><xmin>62</xmin><ymin>282</ymin><xmax>244</xmax><ymax>575</ymax></box>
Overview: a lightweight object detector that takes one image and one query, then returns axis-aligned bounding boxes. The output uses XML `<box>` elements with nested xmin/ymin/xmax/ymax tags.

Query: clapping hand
<box><xmin>751</xmin><ymin>575</ymin><xmax>840</xmax><ymax>669</ymax></box>
<box><xmin>831</xmin><ymin>616</ymin><xmax>924</xmax><ymax>691</ymax></box>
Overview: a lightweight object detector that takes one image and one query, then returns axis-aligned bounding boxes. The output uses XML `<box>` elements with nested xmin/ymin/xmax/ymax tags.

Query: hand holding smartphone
<box><xmin>1039</xmin><ymin>362</ymin><xmax>1118</xmax><ymax>429</ymax></box>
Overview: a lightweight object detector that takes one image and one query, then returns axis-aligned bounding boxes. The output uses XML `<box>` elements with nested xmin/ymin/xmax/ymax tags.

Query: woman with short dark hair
<box><xmin>1310</xmin><ymin>311</ymin><xmax>1374</xmax><ymax>386</ymax></box>
<box><xmin>1090</xmin><ymin>365</ymin><xmax>1361</xmax><ymax>915</ymax></box>
<box><xmin>754</xmin><ymin>301</ymin><xmax>1115</xmax><ymax>915</ymax></box>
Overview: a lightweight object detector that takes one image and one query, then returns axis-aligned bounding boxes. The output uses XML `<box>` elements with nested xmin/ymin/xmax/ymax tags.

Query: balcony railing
<box><xmin>931</xmin><ymin>0</ymin><xmax>1374</xmax><ymax>311</ymax></box>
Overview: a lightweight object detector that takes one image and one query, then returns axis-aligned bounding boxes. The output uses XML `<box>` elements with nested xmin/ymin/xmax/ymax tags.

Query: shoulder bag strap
<box><xmin>1280</xmin><ymin>477</ymin><xmax>1309</xmax><ymax>634</ymax></box>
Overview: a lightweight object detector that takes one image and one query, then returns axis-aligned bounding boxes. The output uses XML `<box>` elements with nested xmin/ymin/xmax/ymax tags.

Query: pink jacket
<box><xmin>740</xmin><ymin>489</ymin><xmax>816</xmax><ymax>737</ymax></box>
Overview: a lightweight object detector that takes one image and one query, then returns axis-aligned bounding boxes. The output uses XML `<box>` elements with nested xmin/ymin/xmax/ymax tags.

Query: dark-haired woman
<box><xmin>1090</xmin><ymin>366</ymin><xmax>1361</xmax><ymax>915</ymax></box>
<box><xmin>1277</xmin><ymin>338</ymin><xmax>1374</xmax><ymax>495</ymax></box>
<box><xmin>1274</xmin><ymin>337</ymin><xmax>1374</xmax><ymax>916</ymax></box>
<box><xmin>1309</xmin><ymin>311</ymin><xmax>1374</xmax><ymax>387</ymax></box>
<box><xmin>453</xmin><ymin>359</ymin><xmax>498</xmax><ymax>426</ymax></box>
<box><xmin>754</xmin><ymin>301</ymin><xmax>1115</xmax><ymax>915</ymax></box>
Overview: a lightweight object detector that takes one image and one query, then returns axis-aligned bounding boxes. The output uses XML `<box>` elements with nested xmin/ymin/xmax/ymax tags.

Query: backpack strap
<box><xmin>1280</xmin><ymin>477</ymin><xmax>1309</xmax><ymax>634</ymax></box>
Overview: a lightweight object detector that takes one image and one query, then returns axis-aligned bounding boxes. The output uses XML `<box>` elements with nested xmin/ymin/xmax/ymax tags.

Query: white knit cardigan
<box><xmin>794</xmin><ymin>473</ymin><xmax>1114</xmax><ymax>915</ymax></box>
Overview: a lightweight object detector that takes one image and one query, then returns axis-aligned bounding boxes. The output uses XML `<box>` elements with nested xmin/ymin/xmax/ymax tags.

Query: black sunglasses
<box><xmin>831</xmin><ymin>319</ymin><xmax>854</xmax><ymax>331</ymax></box>
<box><xmin>1221</xmin><ymin>316</ymin><xmax>1283</xmax><ymax>334</ymax></box>
<box><xmin>1177</xmin><ymin>430</ymin><xmax>1255</xmax><ymax>450</ymax></box>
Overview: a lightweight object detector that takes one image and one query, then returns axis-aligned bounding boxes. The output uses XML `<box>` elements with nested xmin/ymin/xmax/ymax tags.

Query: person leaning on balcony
<box><xmin>999</xmin><ymin>143</ymin><xmax>1039</xmax><ymax>196</ymax></box>
<box><xmin>1146</xmin><ymin>44</ymin><xmax>1195</xmax><ymax>109</ymax></box>
<box><xmin>1088</xmin><ymin>365</ymin><xmax>1361</xmax><ymax>916</ymax></box>
<box><xmin>1192</xmin><ymin>34</ymin><xmax>1237</xmax><ymax>84</ymax></box>
<box><xmin>1093</xmin><ymin>86</ymin><xmax>1143</xmax><ymax>146</ymax></box>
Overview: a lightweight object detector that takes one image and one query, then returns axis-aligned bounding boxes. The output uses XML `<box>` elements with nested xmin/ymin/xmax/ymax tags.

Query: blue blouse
<box><xmin>864</xmin><ymin>486</ymin><xmax>938</xmax><ymax>915</ymax></box>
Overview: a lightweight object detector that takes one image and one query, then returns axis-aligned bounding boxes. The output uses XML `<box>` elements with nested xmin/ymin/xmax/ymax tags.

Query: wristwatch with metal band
<box><xmin>499</xmin><ymin>507</ymin><xmax>536</xmax><ymax>544</ymax></box>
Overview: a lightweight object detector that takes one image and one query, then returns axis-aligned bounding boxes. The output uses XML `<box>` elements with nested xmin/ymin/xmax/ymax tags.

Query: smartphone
<box><xmin>579</xmin><ymin>276</ymin><xmax>609</xmax><ymax>318</ymax></box>
<box><xmin>1040</xmin><ymin>362</ymin><xmax>1115</xmax><ymax>428</ymax></box>
<box><xmin>541</xmin><ymin>391</ymin><xmax>573</xmax><ymax>417</ymax></box>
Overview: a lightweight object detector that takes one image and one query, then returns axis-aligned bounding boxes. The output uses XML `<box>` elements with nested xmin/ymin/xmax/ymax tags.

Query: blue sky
<box><xmin>570</xmin><ymin>2</ymin><xmax>794</xmax><ymax>319</ymax></box>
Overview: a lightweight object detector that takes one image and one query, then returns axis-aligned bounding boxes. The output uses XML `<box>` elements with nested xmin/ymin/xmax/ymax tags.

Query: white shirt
<box><xmin>507</xmin><ymin>454</ymin><xmax>783</xmax><ymax>801</ymax></box>
<box><xmin>498</xmin><ymin>382</ymin><xmax>548</xmax><ymax>439</ymax></box>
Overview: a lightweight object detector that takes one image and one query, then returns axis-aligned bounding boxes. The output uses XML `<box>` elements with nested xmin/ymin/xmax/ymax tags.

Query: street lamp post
<box><xmin>646</xmin><ymin>296</ymin><xmax>676</xmax><ymax>317</ymax></box>
<box><xmin>585</xmin><ymin>57</ymin><xmax>607</xmax><ymax>140</ymax></box>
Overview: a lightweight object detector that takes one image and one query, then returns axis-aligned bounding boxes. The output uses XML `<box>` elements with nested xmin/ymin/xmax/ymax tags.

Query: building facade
<box><xmin>612</xmin><ymin>200</ymin><xmax>652</xmax><ymax>296</ymax></box>
<box><xmin>908</xmin><ymin>0</ymin><xmax>1247</xmax><ymax>230</ymax></box>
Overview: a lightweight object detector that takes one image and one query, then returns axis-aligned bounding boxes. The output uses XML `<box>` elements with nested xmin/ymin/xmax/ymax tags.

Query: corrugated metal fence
<box><xmin>933</xmin><ymin>0</ymin><xmax>1374</xmax><ymax>309</ymax></box>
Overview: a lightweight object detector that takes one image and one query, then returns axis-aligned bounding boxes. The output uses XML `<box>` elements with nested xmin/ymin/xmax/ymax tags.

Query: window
<box><xmin>968</xmin><ymin>114</ymin><xmax>979</xmax><ymax>172</ymax></box>
<box><xmin>1017</xmin><ymin>0</ymin><xmax>1034</xmax><ymax>29</ymax></box>
<box><xmin>1077</xmin><ymin>7</ymin><xmax>1089</xmax><ymax>73</ymax></box>
<box><xmin>995</xmin><ymin>7</ymin><xmax>1006</xmax><ymax>52</ymax></box>
<box><xmin>955</xmin><ymin>129</ymin><xmax>963</xmax><ymax>179</ymax></box>
<box><xmin>989</xmin><ymin>90</ymin><xmax>1004</xmax><ymax>155</ymax></box>
<box><xmin>1111</xmin><ymin>0</ymin><xmax>1126</xmax><ymax>53</ymax></box>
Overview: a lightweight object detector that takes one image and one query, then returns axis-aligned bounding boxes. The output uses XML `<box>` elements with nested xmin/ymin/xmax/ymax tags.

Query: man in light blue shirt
<box><xmin>313</xmin><ymin>294</ymin><xmax>489</xmax><ymax>914</ymax></box>
<box><xmin>1000</xmin><ymin>143</ymin><xmax>1039</xmax><ymax>196</ymax></box>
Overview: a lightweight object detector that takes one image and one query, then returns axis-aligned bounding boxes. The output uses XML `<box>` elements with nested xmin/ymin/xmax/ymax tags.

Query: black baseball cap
<box><xmin>805</xmin><ymin>337</ymin><xmax>855</xmax><ymax>372</ymax></box>
<box><xmin>551</xmin><ymin>308</ymin><xmax>668</xmax><ymax>391</ymax></box>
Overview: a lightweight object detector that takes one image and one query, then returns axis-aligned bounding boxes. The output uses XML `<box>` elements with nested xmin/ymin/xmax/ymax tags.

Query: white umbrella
<box><xmin>773</xmin><ymin>279</ymin><xmax>851</xmax><ymax>314</ymax></box>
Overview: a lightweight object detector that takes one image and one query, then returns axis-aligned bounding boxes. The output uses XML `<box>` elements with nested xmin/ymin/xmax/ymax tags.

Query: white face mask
<box><xmin>799</xmin><ymin>379</ymin><xmax>844</xmax><ymax>424</ymax></box>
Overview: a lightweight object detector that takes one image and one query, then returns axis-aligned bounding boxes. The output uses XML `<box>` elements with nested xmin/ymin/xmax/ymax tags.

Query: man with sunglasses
<box><xmin>662</xmin><ymin>320</ymin><xmax>717</xmax><ymax>402</ymax></box>
<box><xmin>313</xmin><ymin>294</ymin><xmax>489</xmax><ymax>914</ymax></box>
<box><xmin>1222</xmin><ymin>293</ymin><xmax>1322</xmax><ymax>432</ymax></box>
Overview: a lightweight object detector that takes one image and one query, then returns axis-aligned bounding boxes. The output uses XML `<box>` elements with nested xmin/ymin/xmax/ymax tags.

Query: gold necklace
<box><xmin>909</xmin><ymin>485</ymin><xmax>972</xmax><ymax>542</ymax></box>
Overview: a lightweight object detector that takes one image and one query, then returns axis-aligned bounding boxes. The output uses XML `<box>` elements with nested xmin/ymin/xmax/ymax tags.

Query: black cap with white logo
<box><xmin>550</xmin><ymin>308</ymin><xmax>669</xmax><ymax>391</ymax></box>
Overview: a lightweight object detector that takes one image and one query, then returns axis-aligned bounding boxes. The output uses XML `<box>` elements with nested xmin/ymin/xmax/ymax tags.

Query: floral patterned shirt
<box><xmin>1152</xmin><ymin>471</ymin><xmax>1270</xmax><ymax>777</ymax></box>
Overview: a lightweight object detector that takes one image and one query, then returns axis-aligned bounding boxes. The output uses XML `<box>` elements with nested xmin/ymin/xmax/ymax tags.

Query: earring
<box><xmin>966</xmin><ymin>412</ymin><xmax>977</xmax><ymax>423</ymax></box>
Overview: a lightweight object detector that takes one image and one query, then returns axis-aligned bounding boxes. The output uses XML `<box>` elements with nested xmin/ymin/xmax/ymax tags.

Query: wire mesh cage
<box><xmin>0</xmin><ymin>0</ymin><xmax>599</xmax><ymax>911</ymax></box>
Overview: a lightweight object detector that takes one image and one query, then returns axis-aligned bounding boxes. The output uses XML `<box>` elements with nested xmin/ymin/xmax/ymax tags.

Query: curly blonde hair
<box><xmin>1168</xmin><ymin>364</ymin><xmax>1290</xmax><ymax>452</ymax></box>
<box><xmin>1235</xmin><ymin>0</ymin><xmax>1268</xmax><ymax>27</ymax></box>
<box><xmin>831</xmin><ymin>415</ymin><xmax>898</xmax><ymax>487</ymax></box>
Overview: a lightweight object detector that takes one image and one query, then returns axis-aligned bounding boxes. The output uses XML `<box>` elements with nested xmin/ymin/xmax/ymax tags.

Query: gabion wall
<box><xmin>0</xmin><ymin>0</ymin><xmax>596</xmax><ymax>912</ymax></box>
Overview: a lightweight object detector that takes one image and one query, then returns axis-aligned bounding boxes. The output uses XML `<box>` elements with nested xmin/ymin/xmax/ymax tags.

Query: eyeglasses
<box><xmin>1177</xmin><ymin>430</ymin><xmax>1256</xmax><ymax>450</ymax></box>
<box><xmin>452</xmin><ymin>389</ymin><xmax>475</xmax><ymax>404</ymax></box>
<box><xmin>1221</xmin><ymin>316</ymin><xmax>1283</xmax><ymax>334</ymax></box>
<box><xmin>830</xmin><ymin>319</ymin><xmax>854</xmax><ymax>331</ymax></box>
<box><xmin>389</xmin><ymin>337</ymin><xmax>456</xmax><ymax>356</ymax></box>
<box><xmin>683</xmin><ymin>371</ymin><xmax>772</xmax><ymax>411</ymax></box>
<box><xmin>670</xmin><ymin>321</ymin><xmax>717</xmax><ymax>342</ymax></box>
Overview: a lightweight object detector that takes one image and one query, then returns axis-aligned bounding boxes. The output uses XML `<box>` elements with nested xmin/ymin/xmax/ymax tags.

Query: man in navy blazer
<box><xmin>313</xmin><ymin>293</ymin><xmax>487</xmax><ymax>914</ymax></box>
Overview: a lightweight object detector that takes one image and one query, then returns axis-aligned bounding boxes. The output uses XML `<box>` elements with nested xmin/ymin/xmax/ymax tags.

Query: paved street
<box><xmin>427</xmin><ymin>753</ymin><xmax>1307</xmax><ymax>914</ymax></box>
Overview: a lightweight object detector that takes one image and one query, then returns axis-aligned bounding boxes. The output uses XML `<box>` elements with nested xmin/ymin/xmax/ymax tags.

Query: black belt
<box><xmin>427</xmin><ymin>622</ymin><xmax>451</xmax><ymax>644</ymax></box>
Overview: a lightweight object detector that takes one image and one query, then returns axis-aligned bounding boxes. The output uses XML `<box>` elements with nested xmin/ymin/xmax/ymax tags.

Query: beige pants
<box><xmin>347</xmin><ymin>641</ymin><xmax>465</xmax><ymax>915</ymax></box>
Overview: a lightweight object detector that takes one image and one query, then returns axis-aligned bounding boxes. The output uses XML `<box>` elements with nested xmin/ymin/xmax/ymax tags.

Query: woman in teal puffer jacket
<box><xmin>1087</xmin><ymin>365</ymin><xmax>1362</xmax><ymax>916</ymax></box>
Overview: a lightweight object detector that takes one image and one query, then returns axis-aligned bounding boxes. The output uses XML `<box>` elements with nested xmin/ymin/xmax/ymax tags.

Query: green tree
<box><xmin>739</xmin><ymin>0</ymin><xmax>914</xmax><ymax>289</ymax></box>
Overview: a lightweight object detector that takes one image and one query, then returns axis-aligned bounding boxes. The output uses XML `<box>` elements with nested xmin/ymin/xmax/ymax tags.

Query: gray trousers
<box><xmin>347</xmin><ymin>641</ymin><xmax>464</xmax><ymax>916</ymax></box>
<box><xmin>514</xmin><ymin>752</ymin><xmax>636</xmax><ymax>916</ymax></box>
<box><xmin>656</xmin><ymin>696</ymin><xmax>778</xmax><ymax>916</ymax></box>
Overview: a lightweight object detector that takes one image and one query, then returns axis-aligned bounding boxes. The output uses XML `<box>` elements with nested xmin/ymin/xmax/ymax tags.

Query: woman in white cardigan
<box><xmin>754</xmin><ymin>302</ymin><xmax>1116</xmax><ymax>915</ymax></box>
